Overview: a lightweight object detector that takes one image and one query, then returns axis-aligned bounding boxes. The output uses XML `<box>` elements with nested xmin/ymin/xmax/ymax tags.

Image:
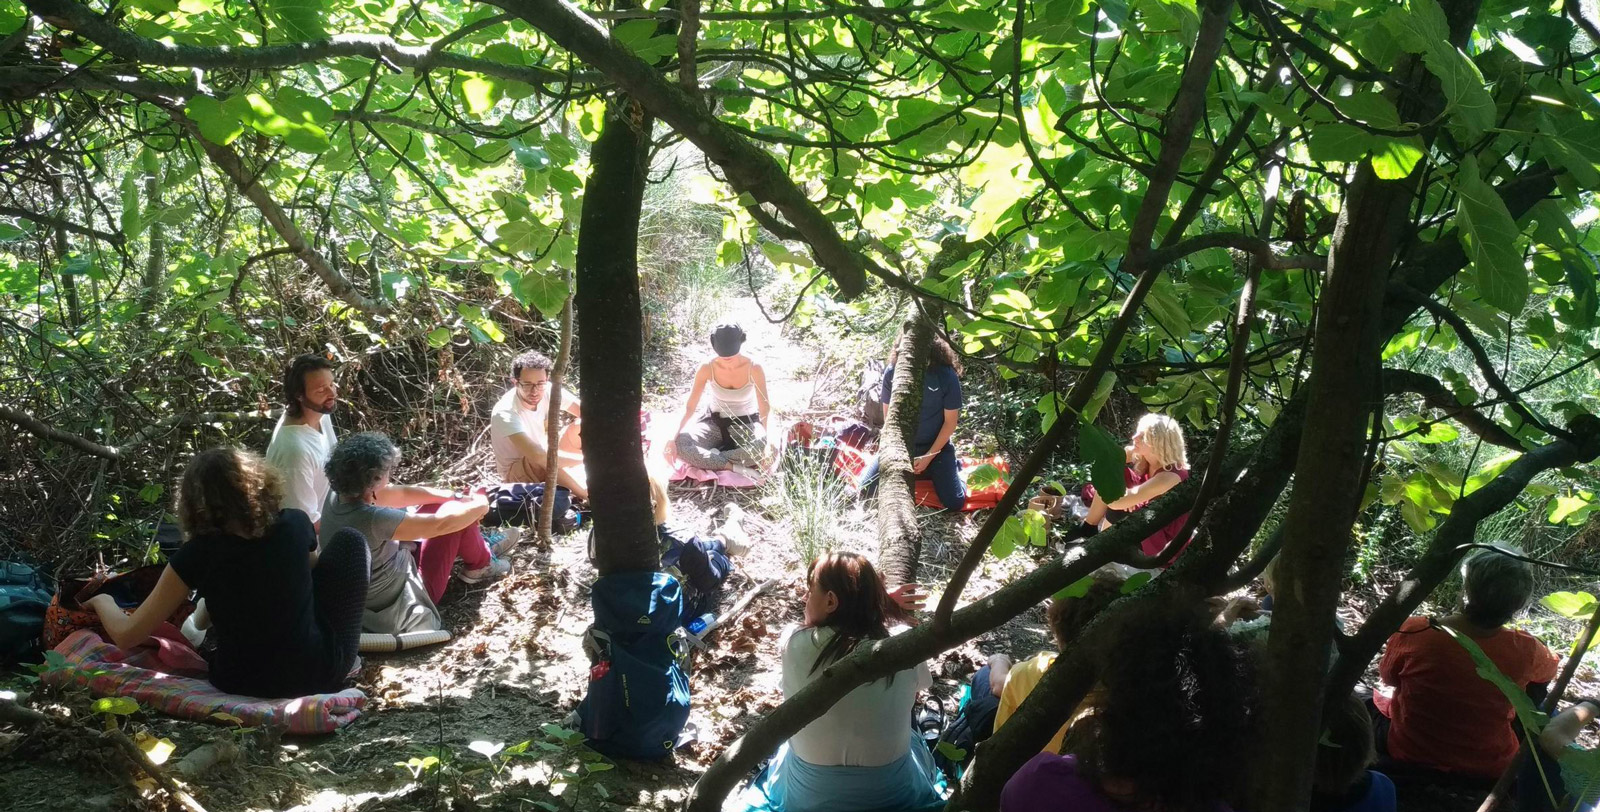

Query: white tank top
<box><xmin>707</xmin><ymin>366</ymin><xmax>759</xmax><ymax>417</ymax></box>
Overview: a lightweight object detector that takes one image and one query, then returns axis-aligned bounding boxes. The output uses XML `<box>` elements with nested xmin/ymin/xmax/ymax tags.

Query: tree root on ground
<box><xmin>0</xmin><ymin>698</ymin><xmax>211</xmax><ymax>812</ymax></box>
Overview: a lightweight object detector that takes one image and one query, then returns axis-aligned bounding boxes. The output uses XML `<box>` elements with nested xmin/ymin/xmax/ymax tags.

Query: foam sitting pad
<box><xmin>916</xmin><ymin>455</ymin><xmax>1010</xmax><ymax>512</ymax></box>
<box><xmin>43</xmin><ymin>630</ymin><xmax>366</xmax><ymax>734</ymax></box>
<box><xmin>647</xmin><ymin>410</ymin><xmax>767</xmax><ymax>487</ymax></box>
<box><xmin>359</xmin><ymin>629</ymin><xmax>452</xmax><ymax>653</ymax></box>
<box><xmin>836</xmin><ymin>448</ymin><xmax>1010</xmax><ymax>512</ymax></box>
<box><xmin>668</xmin><ymin>460</ymin><xmax>764</xmax><ymax>488</ymax></box>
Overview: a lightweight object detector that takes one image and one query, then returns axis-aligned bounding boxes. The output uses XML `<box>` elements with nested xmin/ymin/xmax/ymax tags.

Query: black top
<box><xmin>168</xmin><ymin>510</ymin><xmax>338</xmax><ymax>698</ymax></box>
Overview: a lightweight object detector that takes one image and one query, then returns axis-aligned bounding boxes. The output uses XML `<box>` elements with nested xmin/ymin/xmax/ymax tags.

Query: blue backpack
<box><xmin>576</xmin><ymin>571</ymin><xmax>692</xmax><ymax>760</ymax></box>
<box><xmin>0</xmin><ymin>561</ymin><xmax>54</xmax><ymax>664</ymax></box>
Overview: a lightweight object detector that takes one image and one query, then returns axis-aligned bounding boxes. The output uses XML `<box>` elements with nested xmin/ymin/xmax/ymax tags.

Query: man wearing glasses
<box><xmin>265</xmin><ymin>353</ymin><xmax>340</xmax><ymax>526</ymax></box>
<box><xmin>489</xmin><ymin>350</ymin><xmax>587</xmax><ymax>501</ymax></box>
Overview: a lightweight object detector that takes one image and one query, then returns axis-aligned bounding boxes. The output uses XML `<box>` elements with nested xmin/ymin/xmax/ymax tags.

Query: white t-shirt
<box><xmin>264</xmin><ymin>412</ymin><xmax>336</xmax><ymax>523</ymax></box>
<box><xmin>488</xmin><ymin>386</ymin><xmax>576</xmax><ymax>480</ymax></box>
<box><xmin>781</xmin><ymin>624</ymin><xmax>931</xmax><ymax>768</ymax></box>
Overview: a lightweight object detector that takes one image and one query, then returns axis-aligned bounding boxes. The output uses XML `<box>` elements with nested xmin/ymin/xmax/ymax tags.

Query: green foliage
<box><xmin>1078</xmin><ymin>421</ymin><xmax>1126</xmax><ymax>505</ymax></box>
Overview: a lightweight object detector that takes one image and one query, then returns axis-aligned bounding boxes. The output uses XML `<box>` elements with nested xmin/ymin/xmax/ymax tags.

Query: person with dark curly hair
<box><xmin>320</xmin><ymin>432</ymin><xmax>500</xmax><ymax>636</ymax></box>
<box><xmin>265</xmin><ymin>353</ymin><xmax>340</xmax><ymax>524</ymax></box>
<box><xmin>88</xmin><ymin>447</ymin><xmax>370</xmax><ymax>698</ymax></box>
<box><xmin>740</xmin><ymin>552</ymin><xmax>941</xmax><ymax>812</ymax></box>
<box><xmin>1001</xmin><ymin>602</ymin><xmax>1258</xmax><ymax>812</ymax></box>
<box><xmin>489</xmin><ymin>349</ymin><xmax>587</xmax><ymax>499</ymax></box>
<box><xmin>860</xmin><ymin>335</ymin><xmax>968</xmax><ymax>511</ymax></box>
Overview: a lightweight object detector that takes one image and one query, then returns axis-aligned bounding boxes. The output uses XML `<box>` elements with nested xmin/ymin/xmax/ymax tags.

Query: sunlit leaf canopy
<box><xmin>2</xmin><ymin>0</ymin><xmax>1598</xmax><ymax>525</ymax></box>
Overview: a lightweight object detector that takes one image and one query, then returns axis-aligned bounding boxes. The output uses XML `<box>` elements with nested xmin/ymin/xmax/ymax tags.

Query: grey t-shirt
<box><xmin>318</xmin><ymin>494</ymin><xmax>441</xmax><ymax>634</ymax></box>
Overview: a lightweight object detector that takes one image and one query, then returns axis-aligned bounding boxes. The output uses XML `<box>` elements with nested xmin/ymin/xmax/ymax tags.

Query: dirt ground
<box><xmin>0</xmin><ymin>296</ymin><xmax>1052</xmax><ymax>812</ymax></box>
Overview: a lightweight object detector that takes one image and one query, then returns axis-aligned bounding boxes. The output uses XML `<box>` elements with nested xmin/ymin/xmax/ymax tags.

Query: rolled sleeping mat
<box><xmin>359</xmin><ymin>629</ymin><xmax>452</xmax><ymax>652</ymax></box>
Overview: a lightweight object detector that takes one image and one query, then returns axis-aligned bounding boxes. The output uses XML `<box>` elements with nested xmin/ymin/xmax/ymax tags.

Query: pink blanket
<box><xmin>43</xmin><ymin>630</ymin><xmax>366</xmax><ymax>734</ymax></box>
<box><xmin>667</xmin><ymin>459</ymin><xmax>762</xmax><ymax>488</ymax></box>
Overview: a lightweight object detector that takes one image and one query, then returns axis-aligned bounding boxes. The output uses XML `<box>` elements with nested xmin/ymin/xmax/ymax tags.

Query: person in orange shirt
<box><xmin>1373</xmin><ymin>546</ymin><xmax>1560</xmax><ymax>781</ymax></box>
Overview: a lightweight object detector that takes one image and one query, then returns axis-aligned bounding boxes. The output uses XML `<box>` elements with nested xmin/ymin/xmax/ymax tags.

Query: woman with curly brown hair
<box><xmin>88</xmin><ymin>446</ymin><xmax>370</xmax><ymax>698</ymax></box>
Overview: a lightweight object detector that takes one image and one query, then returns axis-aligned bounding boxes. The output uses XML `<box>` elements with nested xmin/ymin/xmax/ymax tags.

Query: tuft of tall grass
<box><xmin>765</xmin><ymin>451</ymin><xmax>856</xmax><ymax>566</ymax></box>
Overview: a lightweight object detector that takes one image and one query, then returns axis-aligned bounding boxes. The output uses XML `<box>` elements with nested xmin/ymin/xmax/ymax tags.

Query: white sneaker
<box><xmin>459</xmin><ymin>556</ymin><xmax>511</xmax><ymax>584</ymax></box>
<box><xmin>719</xmin><ymin>509</ymin><xmax>753</xmax><ymax>557</ymax></box>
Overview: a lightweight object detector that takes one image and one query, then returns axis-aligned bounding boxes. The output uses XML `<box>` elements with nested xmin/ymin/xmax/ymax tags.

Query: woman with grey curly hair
<box><xmin>1372</xmin><ymin>545</ymin><xmax>1559</xmax><ymax>781</ymax></box>
<box><xmin>320</xmin><ymin>432</ymin><xmax>502</xmax><ymax>635</ymax></box>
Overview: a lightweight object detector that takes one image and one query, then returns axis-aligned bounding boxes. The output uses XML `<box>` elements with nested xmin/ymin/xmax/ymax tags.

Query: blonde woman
<box><xmin>1066</xmin><ymin>414</ymin><xmax>1191</xmax><ymax>557</ymax></box>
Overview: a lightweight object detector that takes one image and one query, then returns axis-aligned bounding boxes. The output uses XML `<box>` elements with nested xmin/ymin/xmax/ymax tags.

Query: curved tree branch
<box><xmin>0</xmin><ymin>204</ymin><xmax>124</xmax><ymax>246</ymax></box>
<box><xmin>1325</xmin><ymin>420</ymin><xmax>1600</xmax><ymax>704</ymax></box>
<box><xmin>1382</xmin><ymin>367</ymin><xmax>1524</xmax><ymax>450</ymax></box>
<box><xmin>487</xmin><ymin>0</ymin><xmax>870</xmax><ymax>297</ymax></box>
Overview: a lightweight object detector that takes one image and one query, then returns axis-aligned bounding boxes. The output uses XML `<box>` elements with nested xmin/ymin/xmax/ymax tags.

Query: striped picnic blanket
<box><xmin>43</xmin><ymin>630</ymin><xmax>366</xmax><ymax>734</ymax></box>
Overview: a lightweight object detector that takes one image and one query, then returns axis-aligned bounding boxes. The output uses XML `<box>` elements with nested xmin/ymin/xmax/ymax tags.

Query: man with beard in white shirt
<box><xmin>490</xmin><ymin>348</ymin><xmax>587</xmax><ymax>496</ymax></box>
<box><xmin>265</xmin><ymin>353</ymin><xmax>340</xmax><ymax>527</ymax></box>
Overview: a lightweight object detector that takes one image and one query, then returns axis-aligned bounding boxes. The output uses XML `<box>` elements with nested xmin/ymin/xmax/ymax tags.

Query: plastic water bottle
<box><xmin>687</xmin><ymin>612</ymin><xmax>716</xmax><ymax>635</ymax></box>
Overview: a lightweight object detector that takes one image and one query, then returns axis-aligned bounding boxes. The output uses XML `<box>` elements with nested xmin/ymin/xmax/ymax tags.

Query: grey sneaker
<box><xmin>487</xmin><ymin>526</ymin><xmax>522</xmax><ymax>557</ymax></box>
<box><xmin>459</xmin><ymin>556</ymin><xmax>511</xmax><ymax>585</ymax></box>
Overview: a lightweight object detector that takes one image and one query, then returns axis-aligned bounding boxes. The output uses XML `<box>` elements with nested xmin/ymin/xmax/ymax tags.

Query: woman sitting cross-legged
<box><xmin>1372</xmin><ymin>545</ymin><xmax>1558</xmax><ymax>784</ymax></box>
<box><xmin>742</xmin><ymin>552</ymin><xmax>944</xmax><ymax>812</ymax></box>
<box><xmin>87</xmin><ymin>446</ymin><xmax>370</xmax><ymax>698</ymax></box>
<box><xmin>320</xmin><ymin>432</ymin><xmax>502</xmax><ymax>635</ymax></box>
<box><xmin>1001</xmin><ymin>601</ymin><xmax>1258</xmax><ymax>812</ymax></box>
<box><xmin>1064</xmin><ymin>413</ymin><xmax>1192</xmax><ymax>559</ymax></box>
<box><xmin>666</xmin><ymin>323</ymin><xmax>772</xmax><ymax>477</ymax></box>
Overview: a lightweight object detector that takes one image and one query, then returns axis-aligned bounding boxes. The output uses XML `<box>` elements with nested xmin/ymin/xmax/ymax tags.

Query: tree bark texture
<box><xmin>137</xmin><ymin>172</ymin><xmax>166</xmax><ymax>328</ymax></box>
<box><xmin>876</xmin><ymin>316</ymin><xmax>932</xmax><ymax>587</ymax></box>
<box><xmin>1254</xmin><ymin>1</ymin><xmax>1483</xmax><ymax>805</ymax></box>
<box><xmin>576</xmin><ymin>101</ymin><xmax>659</xmax><ymax>576</ymax></box>
<box><xmin>538</xmin><ymin>284</ymin><xmax>574</xmax><ymax>546</ymax></box>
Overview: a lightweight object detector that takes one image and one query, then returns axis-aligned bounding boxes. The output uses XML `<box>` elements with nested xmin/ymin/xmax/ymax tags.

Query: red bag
<box><xmin>41</xmin><ymin>565</ymin><xmax>194</xmax><ymax>650</ymax></box>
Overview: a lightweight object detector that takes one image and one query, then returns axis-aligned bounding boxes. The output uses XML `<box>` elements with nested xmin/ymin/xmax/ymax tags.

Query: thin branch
<box><xmin>932</xmin><ymin>0</ymin><xmax>1238</xmax><ymax>632</ymax></box>
<box><xmin>23</xmin><ymin>0</ymin><xmax>572</xmax><ymax>88</ymax></box>
<box><xmin>1395</xmin><ymin>285</ymin><xmax>1565</xmax><ymax>439</ymax></box>
<box><xmin>0</xmin><ymin>404</ymin><xmax>120</xmax><ymax>459</ymax></box>
<box><xmin>0</xmin><ymin>204</ymin><xmax>125</xmax><ymax>246</ymax></box>
<box><xmin>1382</xmin><ymin>367</ymin><xmax>1524</xmax><ymax>450</ymax></box>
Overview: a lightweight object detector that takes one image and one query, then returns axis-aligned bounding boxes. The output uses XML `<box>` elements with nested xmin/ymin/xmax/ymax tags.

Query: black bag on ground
<box><xmin>658</xmin><ymin>523</ymin><xmax>733</xmax><ymax>621</ymax></box>
<box><xmin>482</xmin><ymin>483</ymin><xmax>577</xmax><ymax>532</ymax></box>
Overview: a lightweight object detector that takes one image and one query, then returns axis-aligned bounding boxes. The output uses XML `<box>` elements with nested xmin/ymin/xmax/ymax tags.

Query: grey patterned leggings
<box><xmin>676</xmin><ymin>413</ymin><xmax>766</xmax><ymax>470</ymax></box>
